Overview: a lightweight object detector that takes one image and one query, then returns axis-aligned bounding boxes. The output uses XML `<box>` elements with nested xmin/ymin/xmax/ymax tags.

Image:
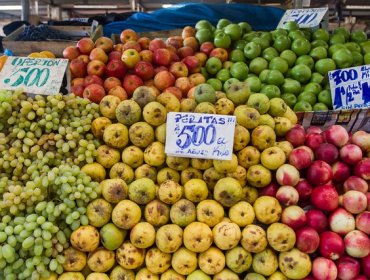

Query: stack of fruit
<box><xmin>64</xmin><ymin>20</ymin><xmax>370</xmax><ymax>113</ymax></box>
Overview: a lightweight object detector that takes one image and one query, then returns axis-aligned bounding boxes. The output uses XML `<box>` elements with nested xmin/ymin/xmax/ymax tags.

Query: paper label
<box><xmin>277</xmin><ymin>7</ymin><xmax>328</xmax><ymax>29</ymax></box>
<box><xmin>165</xmin><ymin>112</ymin><xmax>236</xmax><ymax>160</ymax></box>
<box><xmin>329</xmin><ymin>65</ymin><xmax>370</xmax><ymax>110</ymax></box>
<box><xmin>0</xmin><ymin>56</ymin><xmax>68</xmax><ymax>95</ymax></box>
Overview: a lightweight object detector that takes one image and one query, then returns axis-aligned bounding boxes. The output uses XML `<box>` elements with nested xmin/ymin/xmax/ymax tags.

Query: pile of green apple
<box><xmin>195</xmin><ymin>18</ymin><xmax>370</xmax><ymax>111</ymax></box>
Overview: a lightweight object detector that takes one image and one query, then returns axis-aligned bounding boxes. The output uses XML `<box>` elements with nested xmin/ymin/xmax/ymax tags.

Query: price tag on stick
<box><xmin>328</xmin><ymin>65</ymin><xmax>370</xmax><ymax>110</ymax></box>
<box><xmin>277</xmin><ymin>7</ymin><xmax>328</xmax><ymax>29</ymax></box>
<box><xmin>0</xmin><ymin>56</ymin><xmax>68</xmax><ymax>95</ymax></box>
<box><xmin>165</xmin><ymin>112</ymin><xmax>236</xmax><ymax>160</ymax></box>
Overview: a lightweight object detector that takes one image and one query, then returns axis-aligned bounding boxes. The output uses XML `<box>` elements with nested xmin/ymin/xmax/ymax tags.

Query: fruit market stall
<box><xmin>0</xmin><ymin>6</ymin><xmax>370</xmax><ymax>280</ymax></box>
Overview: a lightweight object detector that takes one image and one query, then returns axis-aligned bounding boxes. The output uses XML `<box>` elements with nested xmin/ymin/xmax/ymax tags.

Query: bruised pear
<box><xmin>241</xmin><ymin>225</ymin><xmax>267</xmax><ymax>253</ymax></box>
<box><xmin>71</xmin><ymin>225</ymin><xmax>100</xmax><ymax>252</ymax></box>
<box><xmin>246</xmin><ymin>164</ymin><xmax>272</xmax><ymax>188</ymax></box>
<box><xmin>112</xmin><ymin>200</ymin><xmax>141</xmax><ymax>230</ymax></box>
<box><xmin>234</xmin><ymin>105</ymin><xmax>260</xmax><ymax>129</ymax></box>
<box><xmin>100</xmin><ymin>178</ymin><xmax>128</xmax><ymax>203</ymax></box>
<box><xmin>254</xmin><ymin>196</ymin><xmax>282</xmax><ymax>224</ymax></box>
<box><xmin>134</xmin><ymin>164</ymin><xmax>157</xmax><ymax>181</ymax></box>
<box><xmin>63</xmin><ymin>247</ymin><xmax>87</xmax><ymax>272</ymax></box>
<box><xmin>166</xmin><ymin>156</ymin><xmax>190</xmax><ymax>171</ymax></box>
<box><xmin>143</xmin><ymin>141</ymin><xmax>166</xmax><ymax>166</ymax></box>
<box><xmin>158</xmin><ymin>180</ymin><xmax>183</xmax><ymax>204</ymax></box>
<box><xmin>171</xmin><ymin>247</ymin><xmax>197</xmax><ymax>275</ymax></box>
<box><xmin>279</xmin><ymin>248</ymin><xmax>312</xmax><ymax>279</ymax></box>
<box><xmin>198</xmin><ymin>247</ymin><xmax>225</xmax><ymax>275</ymax></box>
<box><xmin>233</xmin><ymin>125</ymin><xmax>250</xmax><ymax>151</ymax></box>
<box><xmin>237</xmin><ymin>146</ymin><xmax>261</xmax><ymax>169</ymax></box>
<box><xmin>213</xmin><ymin>269</ymin><xmax>239</xmax><ymax>280</ymax></box>
<box><xmin>156</xmin><ymin>91</ymin><xmax>181</xmax><ymax>112</ymax></box>
<box><xmin>87</xmin><ymin>247</ymin><xmax>115</xmax><ymax>272</ymax></box>
<box><xmin>226</xmin><ymin>246</ymin><xmax>252</xmax><ymax>274</ymax></box>
<box><xmin>116</xmin><ymin>99</ymin><xmax>141</xmax><ymax>126</ymax></box>
<box><xmin>156</xmin><ymin>224</ymin><xmax>183</xmax><ymax>253</ymax></box>
<box><xmin>251</xmin><ymin>125</ymin><xmax>276</xmax><ymax>151</ymax></box>
<box><xmin>184</xmin><ymin>178</ymin><xmax>208</xmax><ymax>203</ymax></box>
<box><xmin>103</xmin><ymin>123</ymin><xmax>129</xmax><ymax>149</ymax></box>
<box><xmin>213</xmin><ymin>153</ymin><xmax>238</xmax><ymax>173</ymax></box>
<box><xmin>203</xmin><ymin>167</ymin><xmax>225</xmax><ymax>191</ymax></box>
<box><xmin>135</xmin><ymin>268</ymin><xmax>159</xmax><ymax>280</ymax></box>
<box><xmin>91</xmin><ymin>117</ymin><xmax>112</xmax><ymax>139</ymax></box>
<box><xmin>109</xmin><ymin>162</ymin><xmax>134</xmax><ymax>184</ymax></box>
<box><xmin>196</xmin><ymin>200</ymin><xmax>225</xmax><ymax>227</ymax></box>
<box><xmin>96</xmin><ymin>145</ymin><xmax>120</xmax><ymax>168</ymax></box>
<box><xmin>81</xmin><ymin>162</ymin><xmax>106</xmax><ymax>182</ymax></box>
<box><xmin>144</xmin><ymin>199</ymin><xmax>170</xmax><ymax>227</ymax></box>
<box><xmin>128</xmin><ymin>178</ymin><xmax>156</xmax><ymax>205</ymax></box>
<box><xmin>214</xmin><ymin>177</ymin><xmax>243</xmax><ymax>207</ymax></box>
<box><xmin>130</xmin><ymin>222</ymin><xmax>156</xmax><ymax>249</ymax></box>
<box><xmin>121</xmin><ymin>145</ymin><xmax>144</xmax><ymax>168</ymax></box>
<box><xmin>157</xmin><ymin>167</ymin><xmax>180</xmax><ymax>184</ymax></box>
<box><xmin>128</xmin><ymin>122</ymin><xmax>155</xmax><ymax>148</ymax></box>
<box><xmin>267</xmin><ymin>223</ymin><xmax>296</xmax><ymax>252</ymax></box>
<box><xmin>180</xmin><ymin>167</ymin><xmax>203</xmax><ymax>185</ymax></box>
<box><xmin>160</xmin><ymin>269</ymin><xmax>185</xmax><ymax>280</ymax></box>
<box><xmin>252</xmin><ymin>248</ymin><xmax>279</xmax><ymax>277</ymax></box>
<box><xmin>109</xmin><ymin>266</ymin><xmax>135</xmax><ymax>280</ymax></box>
<box><xmin>132</xmin><ymin>86</ymin><xmax>156</xmax><ymax>108</ymax></box>
<box><xmin>143</xmin><ymin>101</ymin><xmax>167</xmax><ymax>126</ymax></box>
<box><xmin>116</xmin><ymin>241</ymin><xmax>145</xmax><ymax>269</ymax></box>
<box><xmin>145</xmin><ymin>247</ymin><xmax>172</xmax><ymax>274</ymax></box>
<box><xmin>213</xmin><ymin>221</ymin><xmax>241</xmax><ymax>250</ymax></box>
<box><xmin>183</xmin><ymin>222</ymin><xmax>213</xmax><ymax>253</ymax></box>
<box><xmin>215</xmin><ymin>97</ymin><xmax>235</xmax><ymax>115</ymax></box>
<box><xmin>86</xmin><ymin>198</ymin><xmax>112</xmax><ymax>227</ymax></box>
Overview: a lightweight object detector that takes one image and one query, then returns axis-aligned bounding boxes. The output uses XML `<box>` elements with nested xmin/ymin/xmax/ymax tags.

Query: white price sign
<box><xmin>277</xmin><ymin>7</ymin><xmax>328</xmax><ymax>29</ymax></box>
<box><xmin>165</xmin><ymin>112</ymin><xmax>236</xmax><ymax>160</ymax></box>
<box><xmin>0</xmin><ymin>56</ymin><xmax>68</xmax><ymax>95</ymax></box>
<box><xmin>329</xmin><ymin>65</ymin><xmax>370</xmax><ymax>110</ymax></box>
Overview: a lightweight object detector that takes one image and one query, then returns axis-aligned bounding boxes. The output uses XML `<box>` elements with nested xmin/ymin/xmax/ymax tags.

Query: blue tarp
<box><xmin>103</xmin><ymin>3</ymin><xmax>285</xmax><ymax>37</ymax></box>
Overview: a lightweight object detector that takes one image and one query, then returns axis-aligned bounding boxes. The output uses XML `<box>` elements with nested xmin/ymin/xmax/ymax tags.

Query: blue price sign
<box><xmin>328</xmin><ymin>65</ymin><xmax>370</xmax><ymax>110</ymax></box>
<box><xmin>165</xmin><ymin>112</ymin><xmax>236</xmax><ymax>160</ymax></box>
<box><xmin>0</xmin><ymin>56</ymin><xmax>68</xmax><ymax>95</ymax></box>
<box><xmin>277</xmin><ymin>8</ymin><xmax>328</xmax><ymax>29</ymax></box>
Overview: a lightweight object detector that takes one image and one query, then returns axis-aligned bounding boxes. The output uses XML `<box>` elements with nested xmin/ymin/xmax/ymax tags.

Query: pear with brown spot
<box><xmin>96</xmin><ymin>145</ymin><xmax>120</xmax><ymax>169</ymax></box>
<box><xmin>214</xmin><ymin>177</ymin><xmax>243</xmax><ymax>207</ymax></box>
<box><xmin>198</xmin><ymin>247</ymin><xmax>225</xmax><ymax>275</ymax></box>
<box><xmin>196</xmin><ymin>199</ymin><xmax>224</xmax><ymax>227</ymax></box>
<box><xmin>156</xmin><ymin>224</ymin><xmax>183</xmax><ymax>253</ymax></box>
<box><xmin>128</xmin><ymin>121</ymin><xmax>155</xmax><ymax>148</ymax></box>
<box><xmin>99</xmin><ymin>95</ymin><xmax>121</xmax><ymax>120</ymax></box>
<box><xmin>62</xmin><ymin>247</ymin><xmax>87</xmax><ymax>272</ymax></box>
<box><xmin>143</xmin><ymin>101</ymin><xmax>167</xmax><ymax>126</ymax></box>
<box><xmin>91</xmin><ymin>117</ymin><xmax>112</xmax><ymax>139</ymax></box>
<box><xmin>213</xmin><ymin>220</ymin><xmax>241</xmax><ymax>250</ymax></box>
<box><xmin>109</xmin><ymin>162</ymin><xmax>134</xmax><ymax>184</ymax></box>
<box><xmin>158</xmin><ymin>180</ymin><xmax>183</xmax><ymax>204</ymax></box>
<box><xmin>71</xmin><ymin>225</ymin><xmax>100</xmax><ymax>252</ymax></box>
<box><xmin>87</xmin><ymin>247</ymin><xmax>115</xmax><ymax>273</ymax></box>
<box><xmin>116</xmin><ymin>241</ymin><xmax>146</xmax><ymax>270</ymax></box>
<box><xmin>252</xmin><ymin>248</ymin><xmax>279</xmax><ymax>277</ymax></box>
<box><xmin>130</xmin><ymin>222</ymin><xmax>156</xmax><ymax>249</ymax></box>
<box><xmin>183</xmin><ymin>222</ymin><xmax>213</xmax><ymax>253</ymax></box>
<box><xmin>180</xmin><ymin>167</ymin><xmax>203</xmax><ymax>185</ymax></box>
<box><xmin>101</xmin><ymin>178</ymin><xmax>128</xmax><ymax>204</ymax></box>
<box><xmin>170</xmin><ymin>199</ymin><xmax>196</xmax><ymax>227</ymax></box>
<box><xmin>86</xmin><ymin>198</ymin><xmax>112</xmax><ymax>227</ymax></box>
<box><xmin>109</xmin><ymin>266</ymin><xmax>135</xmax><ymax>280</ymax></box>
<box><xmin>171</xmin><ymin>247</ymin><xmax>198</xmax><ymax>275</ymax></box>
<box><xmin>240</xmin><ymin>224</ymin><xmax>268</xmax><ymax>253</ymax></box>
<box><xmin>103</xmin><ymin>123</ymin><xmax>129</xmax><ymax>149</ymax></box>
<box><xmin>144</xmin><ymin>199</ymin><xmax>170</xmax><ymax>227</ymax></box>
<box><xmin>145</xmin><ymin>247</ymin><xmax>172</xmax><ymax>274</ymax></box>
<box><xmin>121</xmin><ymin>145</ymin><xmax>144</xmax><ymax>168</ymax></box>
<box><xmin>116</xmin><ymin>99</ymin><xmax>141</xmax><ymax>126</ymax></box>
<box><xmin>225</xmin><ymin>246</ymin><xmax>252</xmax><ymax>274</ymax></box>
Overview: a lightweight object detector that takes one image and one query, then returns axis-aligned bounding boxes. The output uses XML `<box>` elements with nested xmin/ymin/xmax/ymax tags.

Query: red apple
<box><xmin>332</xmin><ymin>161</ymin><xmax>351</xmax><ymax>183</ymax></box>
<box><xmin>89</xmin><ymin>47</ymin><xmax>108</xmax><ymax>64</ymax></box>
<box><xmin>69</xmin><ymin>58</ymin><xmax>86</xmax><ymax>78</ymax></box>
<box><xmin>189</xmin><ymin>73</ymin><xmax>206</xmax><ymax>86</ymax></box>
<box><xmin>163</xmin><ymin>86</ymin><xmax>182</xmax><ymax>101</ymax></box>
<box><xmin>134</xmin><ymin>61</ymin><xmax>155</xmax><ymax>81</ymax></box>
<box><xmin>63</xmin><ymin>46</ymin><xmax>80</xmax><ymax>61</ymax></box>
<box><xmin>183</xmin><ymin>36</ymin><xmax>199</xmax><ymax>52</ymax></box>
<box><xmin>306</xmin><ymin>209</ymin><xmax>328</xmax><ymax>233</ymax></box>
<box><xmin>296</xmin><ymin>179</ymin><xmax>313</xmax><ymax>202</ymax></box>
<box><xmin>71</xmin><ymin>77</ymin><xmax>84</xmax><ymax>87</ymax></box>
<box><xmin>149</xmin><ymin>38</ymin><xmax>166</xmax><ymax>52</ymax></box>
<box><xmin>83</xmin><ymin>84</ymin><xmax>105</xmax><ymax>103</ymax></box>
<box><xmin>83</xmin><ymin>75</ymin><xmax>103</xmax><ymax>87</ymax></box>
<box><xmin>103</xmin><ymin>77</ymin><xmax>121</xmax><ymax>93</ymax></box>
<box><xmin>275</xmin><ymin>164</ymin><xmax>300</xmax><ymax>187</ymax></box>
<box><xmin>307</xmin><ymin>126</ymin><xmax>322</xmax><ymax>134</ymax></box>
<box><xmin>258</xmin><ymin>182</ymin><xmax>279</xmax><ymax>197</ymax></box>
<box><xmin>315</xmin><ymin>143</ymin><xmax>339</xmax><ymax>165</ymax></box>
<box><xmin>343</xmin><ymin>176</ymin><xmax>368</xmax><ymax>193</ymax></box>
<box><xmin>153</xmin><ymin>48</ymin><xmax>172</xmax><ymax>66</ymax></box>
<box><xmin>342</xmin><ymin>190</ymin><xmax>367</xmax><ymax>214</ymax></box>
<box><xmin>137</xmin><ymin>37</ymin><xmax>151</xmax><ymax>50</ymax></box>
<box><xmin>123</xmin><ymin>74</ymin><xmax>144</xmax><ymax>97</ymax></box>
<box><xmin>329</xmin><ymin>208</ymin><xmax>355</xmax><ymax>235</ymax></box>
<box><xmin>281</xmin><ymin>205</ymin><xmax>307</xmax><ymax>230</ymax></box>
<box><xmin>307</xmin><ymin>160</ymin><xmax>333</xmax><ymax>186</ymax></box>
<box><xmin>288</xmin><ymin>147</ymin><xmax>313</xmax><ymax>170</ymax></box>
<box><xmin>154</xmin><ymin>66</ymin><xmax>168</xmax><ymax>75</ymax></box>
<box><xmin>177</xmin><ymin>46</ymin><xmax>194</xmax><ymax>59</ymax></box>
<box><xmin>209</xmin><ymin>47</ymin><xmax>229</xmax><ymax>63</ymax></box>
<box><xmin>312</xmin><ymin>257</ymin><xmax>338</xmax><ymax>280</ymax></box>
<box><xmin>336</xmin><ymin>256</ymin><xmax>361</xmax><ymax>280</ymax></box>
<box><xmin>108</xmin><ymin>85</ymin><xmax>128</xmax><ymax>101</ymax></box>
<box><xmin>362</xmin><ymin>252</ymin><xmax>370</xmax><ymax>278</ymax></box>
<box><xmin>71</xmin><ymin>84</ymin><xmax>84</xmax><ymax>97</ymax></box>
<box><xmin>311</xmin><ymin>184</ymin><xmax>339</xmax><ymax>211</ymax></box>
<box><xmin>305</xmin><ymin>132</ymin><xmax>325</xmax><ymax>150</ymax></box>
<box><xmin>169</xmin><ymin>62</ymin><xmax>189</xmax><ymax>78</ymax></box>
<box><xmin>166</xmin><ymin>35</ymin><xmax>183</xmax><ymax>49</ymax></box>
<box><xmin>200</xmin><ymin>41</ymin><xmax>215</xmax><ymax>55</ymax></box>
<box><xmin>296</xmin><ymin>227</ymin><xmax>320</xmax><ymax>254</ymax></box>
<box><xmin>286</xmin><ymin>124</ymin><xmax>306</xmax><ymax>147</ymax></box>
<box><xmin>106</xmin><ymin>59</ymin><xmax>127</xmax><ymax>79</ymax></box>
<box><xmin>153</xmin><ymin>70</ymin><xmax>175</xmax><ymax>91</ymax></box>
<box><xmin>355</xmin><ymin>211</ymin><xmax>370</xmax><ymax>235</ymax></box>
<box><xmin>324</xmin><ymin>125</ymin><xmax>350</xmax><ymax>147</ymax></box>
<box><xmin>344</xmin><ymin>230</ymin><xmax>370</xmax><ymax>258</ymax></box>
<box><xmin>354</xmin><ymin>158</ymin><xmax>370</xmax><ymax>180</ymax></box>
<box><xmin>175</xmin><ymin>77</ymin><xmax>193</xmax><ymax>96</ymax></box>
<box><xmin>120</xmin><ymin>29</ymin><xmax>138</xmax><ymax>43</ymax></box>
<box><xmin>76</xmin><ymin>37</ymin><xmax>94</xmax><ymax>54</ymax></box>
<box><xmin>77</xmin><ymin>54</ymin><xmax>90</xmax><ymax>65</ymax></box>
<box><xmin>340</xmin><ymin>144</ymin><xmax>363</xmax><ymax>165</ymax></box>
<box><xmin>108</xmin><ymin>50</ymin><xmax>122</xmax><ymax>62</ymax></box>
<box><xmin>276</xmin><ymin>186</ymin><xmax>299</xmax><ymax>207</ymax></box>
<box><xmin>87</xmin><ymin>60</ymin><xmax>106</xmax><ymax>77</ymax></box>
<box><xmin>319</xmin><ymin>231</ymin><xmax>345</xmax><ymax>260</ymax></box>
<box><xmin>351</xmin><ymin>131</ymin><xmax>370</xmax><ymax>152</ymax></box>
<box><xmin>182</xmin><ymin>56</ymin><xmax>200</xmax><ymax>74</ymax></box>
<box><xmin>95</xmin><ymin>36</ymin><xmax>114</xmax><ymax>53</ymax></box>
<box><xmin>122</xmin><ymin>41</ymin><xmax>142</xmax><ymax>52</ymax></box>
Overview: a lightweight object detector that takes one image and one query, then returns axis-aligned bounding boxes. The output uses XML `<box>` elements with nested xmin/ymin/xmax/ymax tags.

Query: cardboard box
<box><xmin>3</xmin><ymin>25</ymin><xmax>103</xmax><ymax>57</ymax></box>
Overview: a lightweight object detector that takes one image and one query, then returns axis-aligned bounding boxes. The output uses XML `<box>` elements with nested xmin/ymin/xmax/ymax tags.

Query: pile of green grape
<box><xmin>0</xmin><ymin>90</ymin><xmax>102</xmax><ymax>279</ymax></box>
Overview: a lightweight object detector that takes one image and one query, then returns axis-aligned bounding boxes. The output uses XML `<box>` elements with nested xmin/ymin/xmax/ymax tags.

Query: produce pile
<box><xmin>0</xmin><ymin>17</ymin><xmax>369</xmax><ymax>280</ymax></box>
<box><xmin>16</xmin><ymin>25</ymin><xmax>75</xmax><ymax>42</ymax></box>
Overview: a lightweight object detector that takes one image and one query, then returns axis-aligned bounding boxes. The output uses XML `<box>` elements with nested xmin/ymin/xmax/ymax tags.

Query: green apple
<box><xmin>311</xmin><ymin>39</ymin><xmax>329</xmax><ymax>49</ymax></box>
<box><xmin>310</xmin><ymin>46</ymin><xmax>328</xmax><ymax>61</ymax></box>
<box><xmin>259</xmin><ymin>69</ymin><xmax>270</xmax><ymax>83</ymax></box>
<box><xmin>262</xmin><ymin>47</ymin><xmax>279</xmax><ymax>62</ymax></box>
<box><xmin>239</xmin><ymin>21</ymin><xmax>252</xmax><ymax>34</ymax></box>
<box><xmin>244</xmin><ymin>42</ymin><xmax>262</xmax><ymax>60</ymax></box>
<box><xmin>334</xmin><ymin>27</ymin><xmax>350</xmax><ymax>41</ymax></box>
<box><xmin>281</xmin><ymin>93</ymin><xmax>297</xmax><ymax>108</ymax></box>
<box><xmin>266</xmin><ymin>69</ymin><xmax>284</xmax><ymax>86</ymax></box>
<box><xmin>304</xmin><ymin>82</ymin><xmax>322</xmax><ymax>95</ymax></box>
<box><xmin>280</xmin><ymin>49</ymin><xmax>297</xmax><ymax>67</ymax></box>
<box><xmin>291</xmin><ymin>64</ymin><xmax>311</xmax><ymax>83</ymax></box>
<box><xmin>328</xmin><ymin>43</ymin><xmax>346</xmax><ymax>57</ymax></box>
<box><xmin>318</xmin><ymin>89</ymin><xmax>333</xmax><ymax>108</ymax></box>
<box><xmin>200</xmin><ymin>67</ymin><xmax>209</xmax><ymax>80</ymax></box>
<box><xmin>223</xmin><ymin>78</ymin><xmax>239</xmax><ymax>92</ymax></box>
<box><xmin>196</xmin><ymin>29</ymin><xmax>213</xmax><ymax>44</ymax></box>
<box><xmin>312</xmin><ymin>28</ymin><xmax>329</xmax><ymax>42</ymax></box>
<box><xmin>252</xmin><ymin>37</ymin><xmax>270</xmax><ymax>50</ymax></box>
<box><xmin>217</xmin><ymin>18</ymin><xmax>232</xmax><ymax>29</ymax></box>
<box><xmin>207</xmin><ymin>78</ymin><xmax>223</xmax><ymax>91</ymax></box>
<box><xmin>194</xmin><ymin>83</ymin><xmax>216</xmax><ymax>104</ymax></box>
<box><xmin>249</xmin><ymin>57</ymin><xmax>268</xmax><ymax>75</ymax></box>
<box><xmin>284</xmin><ymin>21</ymin><xmax>299</xmax><ymax>31</ymax></box>
<box><xmin>223</xmin><ymin>61</ymin><xmax>234</xmax><ymax>70</ymax></box>
<box><xmin>233</xmin><ymin>39</ymin><xmax>247</xmax><ymax>51</ymax></box>
<box><xmin>230</xmin><ymin>61</ymin><xmax>249</xmax><ymax>80</ymax></box>
<box><xmin>273</xmin><ymin>35</ymin><xmax>291</xmax><ymax>52</ymax></box>
<box><xmin>364</xmin><ymin>53</ymin><xmax>370</xmax><ymax>64</ymax></box>
<box><xmin>351</xmin><ymin>51</ymin><xmax>364</xmax><ymax>66</ymax></box>
<box><xmin>243</xmin><ymin>31</ymin><xmax>257</xmax><ymax>42</ymax></box>
<box><xmin>293</xmin><ymin>100</ymin><xmax>312</xmax><ymax>112</ymax></box>
<box><xmin>329</xmin><ymin>33</ymin><xmax>346</xmax><ymax>45</ymax></box>
<box><xmin>281</xmin><ymin>78</ymin><xmax>301</xmax><ymax>95</ymax></box>
<box><xmin>314</xmin><ymin>58</ymin><xmax>336</xmax><ymax>76</ymax></box>
<box><xmin>332</xmin><ymin>48</ymin><xmax>353</xmax><ymax>68</ymax></box>
<box><xmin>271</xmin><ymin>29</ymin><xmax>288</xmax><ymax>40</ymax></box>
<box><xmin>360</xmin><ymin>41</ymin><xmax>370</xmax><ymax>54</ymax></box>
<box><xmin>269</xmin><ymin>57</ymin><xmax>289</xmax><ymax>74</ymax></box>
<box><xmin>206</xmin><ymin>57</ymin><xmax>223</xmax><ymax>75</ymax></box>
<box><xmin>288</xmin><ymin>30</ymin><xmax>305</xmax><ymax>40</ymax></box>
<box><xmin>291</xmin><ymin>38</ymin><xmax>311</xmax><ymax>56</ymax></box>
<box><xmin>350</xmin><ymin>30</ymin><xmax>367</xmax><ymax>43</ymax></box>
<box><xmin>214</xmin><ymin>32</ymin><xmax>231</xmax><ymax>48</ymax></box>
<box><xmin>245</xmin><ymin>76</ymin><xmax>262</xmax><ymax>93</ymax></box>
<box><xmin>298</xmin><ymin>91</ymin><xmax>317</xmax><ymax>106</ymax></box>
<box><xmin>229</xmin><ymin>49</ymin><xmax>246</xmax><ymax>62</ymax></box>
<box><xmin>213</xmin><ymin>29</ymin><xmax>223</xmax><ymax>36</ymax></box>
<box><xmin>261</xmin><ymin>84</ymin><xmax>281</xmax><ymax>99</ymax></box>
<box><xmin>259</xmin><ymin>31</ymin><xmax>273</xmax><ymax>44</ymax></box>
<box><xmin>345</xmin><ymin>42</ymin><xmax>361</xmax><ymax>53</ymax></box>
<box><xmin>310</xmin><ymin>72</ymin><xmax>324</xmax><ymax>84</ymax></box>
<box><xmin>247</xmin><ymin>93</ymin><xmax>270</xmax><ymax>114</ymax></box>
<box><xmin>100</xmin><ymin>223</ymin><xmax>127</xmax><ymax>251</ymax></box>
<box><xmin>295</xmin><ymin>55</ymin><xmax>315</xmax><ymax>70</ymax></box>
<box><xmin>196</xmin><ymin>20</ymin><xmax>213</xmax><ymax>30</ymax></box>
<box><xmin>226</xmin><ymin>81</ymin><xmax>251</xmax><ymax>105</ymax></box>
<box><xmin>302</xmin><ymin>28</ymin><xmax>312</xmax><ymax>41</ymax></box>
<box><xmin>216</xmin><ymin>68</ymin><xmax>231</xmax><ymax>82</ymax></box>
<box><xmin>224</xmin><ymin>23</ymin><xmax>243</xmax><ymax>41</ymax></box>
<box><xmin>313</xmin><ymin>102</ymin><xmax>329</xmax><ymax>111</ymax></box>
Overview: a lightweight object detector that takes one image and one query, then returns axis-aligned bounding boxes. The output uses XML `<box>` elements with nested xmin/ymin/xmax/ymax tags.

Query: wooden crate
<box><xmin>111</xmin><ymin>29</ymin><xmax>183</xmax><ymax>44</ymax></box>
<box><xmin>3</xmin><ymin>25</ymin><xmax>103</xmax><ymax>57</ymax></box>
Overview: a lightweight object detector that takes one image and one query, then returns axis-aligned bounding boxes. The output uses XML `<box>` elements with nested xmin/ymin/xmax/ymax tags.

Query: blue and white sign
<box><xmin>277</xmin><ymin>7</ymin><xmax>328</xmax><ymax>29</ymax></box>
<box><xmin>329</xmin><ymin>65</ymin><xmax>370</xmax><ymax>110</ymax></box>
<box><xmin>165</xmin><ymin>112</ymin><xmax>236</xmax><ymax>160</ymax></box>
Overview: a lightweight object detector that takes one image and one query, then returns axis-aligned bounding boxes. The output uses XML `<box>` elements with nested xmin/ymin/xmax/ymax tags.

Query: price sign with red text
<box><xmin>329</xmin><ymin>65</ymin><xmax>370</xmax><ymax>110</ymax></box>
<box><xmin>0</xmin><ymin>56</ymin><xmax>68</xmax><ymax>95</ymax></box>
<box><xmin>165</xmin><ymin>112</ymin><xmax>236</xmax><ymax>160</ymax></box>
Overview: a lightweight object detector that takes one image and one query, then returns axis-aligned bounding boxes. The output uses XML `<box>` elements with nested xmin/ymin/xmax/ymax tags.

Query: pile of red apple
<box><xmin>63</xmin><ymin>27</ymin><xmax>212</xmax><ymax>104</ymax></box>
<box><xmin>259</xmin><ymin>124</ymin><xmax>370</xmax><ymax>280</ymax></box>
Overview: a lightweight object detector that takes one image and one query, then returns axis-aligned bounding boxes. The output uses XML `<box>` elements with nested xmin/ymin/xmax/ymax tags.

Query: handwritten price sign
<box><xmin>0</xmin><ymin>56</ymin><xmax>68</xmax><ymax>95</ymax></box>
<box><xmin>277</xmin><ymin>7</ymin><xmax>328</xmax><ymax>29</ymax></box>
<box><xmin>165</xmin><ymin>112</ymin><xmax>236</xmax><ymax>160</ymax></box>
<box><xmin>328</xmin><ymin>65</ymin><xmax>370</xmax><ymax>110</ymax></box>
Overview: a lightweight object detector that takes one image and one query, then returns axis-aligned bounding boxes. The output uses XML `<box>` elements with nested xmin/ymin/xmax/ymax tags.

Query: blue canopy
<box><xmin>103</xmin><ymin>3</ymin><xmax>285</xmax><ymax>37</ymax></box>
